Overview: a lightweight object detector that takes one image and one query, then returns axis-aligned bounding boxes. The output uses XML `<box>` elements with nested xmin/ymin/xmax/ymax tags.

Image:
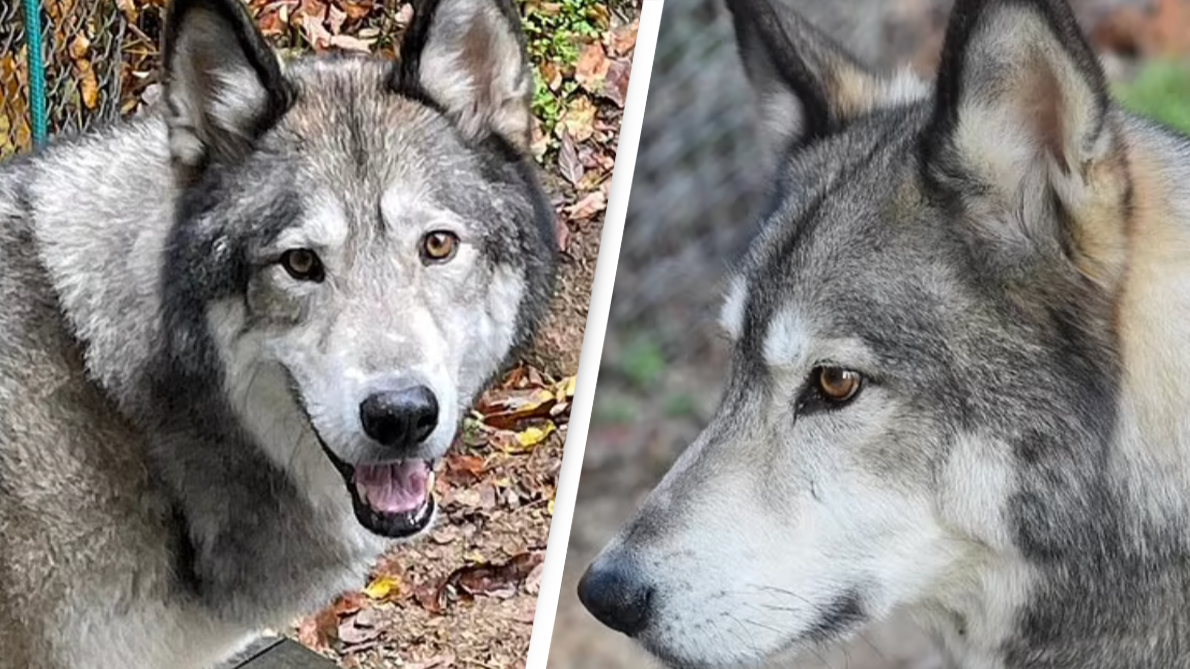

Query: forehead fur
<box><xmin>274</xmin><ymin>57</ymin><xmax>466</xmax><ymax>192</ymax></box>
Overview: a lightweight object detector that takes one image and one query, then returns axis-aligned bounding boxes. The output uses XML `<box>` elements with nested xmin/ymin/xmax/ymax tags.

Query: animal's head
<box><xmin>580</xmin><ymin>0</ymin><xmax>1133</xmax><ymax>664</ymax></box>
<box><xmin>157</xmin><ymin>0</ymin><xmax>554</xmax><ymax>538</ymax></box>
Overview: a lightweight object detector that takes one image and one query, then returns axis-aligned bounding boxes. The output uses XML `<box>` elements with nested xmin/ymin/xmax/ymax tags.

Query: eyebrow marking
<box><xmin>762</xmin><ymin>307</ymin><xmax>808</xmax><ymax>368</ymax></box>
<box><xmin>719</xmin><ymin>275</ymin><xmax>748</xmax><ymax>341</ymax></box>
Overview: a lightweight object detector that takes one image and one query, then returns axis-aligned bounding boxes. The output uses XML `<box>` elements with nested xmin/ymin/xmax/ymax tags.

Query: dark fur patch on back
<box><xmin>805</xmin><ymin>591</ymin><xmax>865</xmax><ymax>643</ymax></box>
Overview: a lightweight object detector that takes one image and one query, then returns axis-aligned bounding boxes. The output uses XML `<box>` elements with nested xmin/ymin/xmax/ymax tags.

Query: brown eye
<box><xmin>420</xmin><ymin>231</ymin><xmax>459</xmax><ymax>263</ymax></box>
<box><xmin>280</xmin><ymin>248</ymin><xmax>324</xmax><ymax>282</ymax></box>
<box><xmin>817</xmin><ymin>367</ymin><xmax>861</xmax><ymax>402</ymax></box>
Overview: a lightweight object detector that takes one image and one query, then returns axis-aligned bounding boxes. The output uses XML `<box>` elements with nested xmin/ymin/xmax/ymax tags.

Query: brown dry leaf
<box><xmin>602</xmin><ymin>58</ymin><xmax>631</xmax><ymax>108</ymax></box>
<box><xmin>611</xmin><ymin>19</ymin><xmax>639</xmax><ymax>56</ymax></box>
<box><xmin>332</xmin><ymin>591</ymin><xmax>366</xmax><ymax>616</ymax></box>
<box><xmin>565</xmin><ymin>189</ymin><xmax>607</xmax><ymax>221</ymax></box>
<box><xmin>445</xmin><ymin>551</ymin><xmax>545</xmax><ymax>601</ymax></box>
<box><xmin>540</xmin><ymin>61</ymin><xmax>563</xmax><ymax>91</ymax></box>
<box><xmin>116</xmin><ymin>0</ymin><xmax>138</xmax><ymax>22</ymax></box>
<box><xmin>575</xmin><ymin>42</ymin><xmax>610</xmax><ymax>94</ymax></box>
<box><xmin>68</xmin><ymin>34</ymin><xmax>91</xmax><ymax>60</ymax></box>
<box><xmin>337</xmin><ymin>613</ymin><xmax>381</xmax><ymax>645</ymax></box>
<box><xmin>76</xmin><ymin>60</ymin><xmax>100</xmax><ymax>110</ymax></box>
<box><xmin>296</xmin><ymin>607</ymin><xmax>339</xmax><ymax>651</ymax></box>
<box><xmin>558</xmin><ymin>132</ymin><xmax>584</xmax><ymax>187</ymax></box>
<box><xmin>476</xmin><ymin>386</ymin><xmax>557</xmax><ymax>430</ymax></box>
<box><xmin>413</xmin><ymin>577</ymin><xmax>446</xmax><ymax>615</ymax></box>
<box><xmin>341</xmin><ymin>0</ymin><xmax>374</xmax><ymax>21</ymax></box>
<box><xmin>557</xmin><ymin>96</ymin><xmax>596</xmax><ymax>142</ymax></box>
<box><xmin>443</xmin><ymin>454</ymin><xmax>487</xmax><ymax>484</ymax></box>
<box><xmin>524</xmin><ymin>0</ymin><xmax>562</xmax><ymax>18</ymax></box>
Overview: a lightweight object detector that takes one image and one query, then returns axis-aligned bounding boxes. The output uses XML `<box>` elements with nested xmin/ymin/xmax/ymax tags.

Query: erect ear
<box><xmin>725</xmin><ymin>0</ymin><xmax>927</xmax><ymax>148</ymax></box>
<box><xmin>163</xmin><ymin>0</ymin><xmax>293</xmax><ymax>174</ymax></box>
<box><xmin>395</xmin><ymin>0</ymin><xmax>533</xmax><ymax>154</ymax></box>
<box><xmin>923</xmin><ymin>0</ymin><xmax>1129</xmax><ymax>279</ymax></box>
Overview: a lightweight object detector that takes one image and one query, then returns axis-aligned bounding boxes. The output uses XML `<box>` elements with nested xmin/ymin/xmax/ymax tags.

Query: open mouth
<box><xmin>307</xmin><ymin>426</ymin><xmax>439</xmax><ymax>538</ymax></box>
<box><xmin>345</xmin><ymin>459</ymin><xmax>437</xmax><ymax>538</ymax></box>
<box><xmin>287</xmin><ymin>384</ymin><xmax>440</xmax><ymax>538</ymax></box>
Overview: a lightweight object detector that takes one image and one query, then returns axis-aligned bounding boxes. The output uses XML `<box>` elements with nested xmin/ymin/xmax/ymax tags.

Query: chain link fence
<box><xmin>1</xmin><ymin>0</ymin><xmax>125</xmax><ymax>158</ymax></box>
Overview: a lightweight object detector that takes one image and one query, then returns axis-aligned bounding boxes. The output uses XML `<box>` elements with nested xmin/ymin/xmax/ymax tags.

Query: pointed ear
<box><xmin>725</xmin><ymin>0</ymin><xmax>927</xmax><ymax>147</ymax></box>
<box><xmin>923</xmin><ymin>0</ymin><xmax>1129</xmax><ymax>276</ymax></box>
<box><xmin>395</xmin><ymin>0</ymin><xmax>533</xmax><ymax>153</ymax></box>
<box><xmin>163</xmin><ymin>0</ymin><xmax>293</xmax><ymax>173</ymax></box>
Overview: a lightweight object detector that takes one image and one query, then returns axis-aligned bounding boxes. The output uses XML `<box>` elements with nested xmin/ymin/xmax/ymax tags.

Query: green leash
<box><xmin>22</xmin><ymin>0</ymin><xmax>48</xmax><ymax>148</ymax></box>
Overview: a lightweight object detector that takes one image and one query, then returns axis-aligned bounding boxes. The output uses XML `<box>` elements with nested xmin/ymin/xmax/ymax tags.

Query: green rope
<box><xmin>22</xmin><ymin>0</ymin><xmax>47</xmax><ymax>148</ymax></box>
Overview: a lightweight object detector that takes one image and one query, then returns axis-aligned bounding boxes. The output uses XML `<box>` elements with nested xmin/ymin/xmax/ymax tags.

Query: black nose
<box><xmin>359</xmin><ymin>386</ymin><xmax>438</xmax><ymax>448</ymax></box>
<box><xmin>577</xmin><ymin>555</ymin><xmax>653</xmax><ymax>636</ymax></box>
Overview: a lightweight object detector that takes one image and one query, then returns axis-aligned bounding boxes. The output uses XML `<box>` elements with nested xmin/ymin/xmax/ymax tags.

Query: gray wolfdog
<box><xmin>578</xmin><ymin>0</ymin><xmax>1190</xmax><ymax>668</ymax></box>
<box><xmin>0</xmin><ymin>0</ymin><xmax>554</xmax><ymax>665</ymax></box>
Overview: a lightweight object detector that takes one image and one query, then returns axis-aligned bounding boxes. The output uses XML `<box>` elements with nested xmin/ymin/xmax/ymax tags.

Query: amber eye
<box><xmin>280</xmin><ymin>248</ymin><xmax>324</xmax><ymax>282</ymax></box>
<box><xmin>817</xmin><ymin>366</ymin><xmax>861</xmax><ymax>402</ymax></box>
<box><xmin>420</xmin><ymin>231</ymin><xmax>459</xmax><ymax>264</ymax></box>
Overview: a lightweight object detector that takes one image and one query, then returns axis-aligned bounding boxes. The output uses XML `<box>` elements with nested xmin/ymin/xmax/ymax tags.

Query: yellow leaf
<box><xmin>363</xmin><ymin>575</ymin><xmax>403</xmax><ymax>601</ymax></box>
<box><xmin>515</xmin><ymin>423</ymin><xmax>555</xmax><ymax>449</ymax></box>
<box><xmin>547</xmin><ymin>499</ymin><xmax>555</xmax><ymax>516</ymax></box>
<box><xmin>563</xmin><ymin>375</ymin><xmax>576</xmax><ymax>398</ymax></box>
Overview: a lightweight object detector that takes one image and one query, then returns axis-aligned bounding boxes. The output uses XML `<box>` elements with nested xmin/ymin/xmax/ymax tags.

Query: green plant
<box><xmin>620</xmin><ymin>337</ymin><xmax>665</xmax><ymax>390</ymax></box>
<box><xmin>1115</xmin><ymin>60</ymin><xmax>1190</xmax><ymax>135</ymax></box>
<box><xmin>519</xmin><ymin>0</ymin><xmax>606</xmax><ymax>136</ymax></box>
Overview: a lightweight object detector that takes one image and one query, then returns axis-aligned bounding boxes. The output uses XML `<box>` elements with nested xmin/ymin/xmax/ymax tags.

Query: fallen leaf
<box><xmin>602</xmin><ymin>58</ymin><xmax>632</xmax><ymax>108</ymax></box>
<box><xmin>557</xmin><ymin>96</ymin><xmax>596</xmax><ymax>142</ymax></box>
<box><xmin>333</xmin><ymin>591</ymin><xmax>366</xmax><ymax>616</ymax></box>
<box><xmin>565</xmin><ymin>189</ymin><xmax>607</xmax><ymax>221</ymax></box>
<box><xmin>363</xmin><ymin>574</ymin><xmax>403</xmax><ymax>601</ymax></box>
<box><xmin>341</xmin><ymin>0</ymin><xmax>374</xmax><ymax>21</ymax></box>
<box><xmin>476</xmin><ymin>386</ymin><xmax>558</xmax><ymax>430</ymax></box>
<box><xmin>446</xmin><ymin>551</ymin><xmax>545</xmax><ymax>601</ymax></box>
<box><xmin>297</xmin><ymin>607</ymin><xmax>338</xmax><ymax>651</ymax></box>
<box><xmin>575</xmin><ymin>42</ymin><xmax>610</xmax><ymax>94</ymax></box>
<box><xmin>413</xmin><ymin>578</ymin><xmax>446</xmax><ymax>615</ymax></box>
<box><xmin>443</xmin><ymin>454</ymin><xmax>487</xmax><ymax>484</ymax></box>
<box><xmin>76</xmin><ymin>60</ymin><xmax>100</xmax><ymax>110</ymax></box>
<box><xmin>68</xmin><ymin>34</ymin><xmax>90</xmax><ymax>60</ymax></box>
<box><xmin>515</xmin><ymin>423</ymin><xmax>556</xmax><ymax>449</ymax></box>
<box><xmin>558</xmin><ymin>132</ymin><xmax>584</xmax><ymax>186</ymax></box>
<box><xmin>611</xmin><ymin>19</ymin><xmax>639</xmax><ymax>56</ymax></box>
<box><xmin>338</xmin><ymin>613</ymin><xmax>381</xmax><ymax>645</ymax></box>
<box><xmin>557</xmin><ymin>375</ymin><xmax>577</xmax><ymax>400</ymax></box>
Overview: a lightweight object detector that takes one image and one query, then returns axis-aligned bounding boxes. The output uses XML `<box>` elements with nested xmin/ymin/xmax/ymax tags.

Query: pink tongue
<box><xmin>353</xmin><ymin>461</ymin><xmax>430</xmax><ymax>514</ymax></box>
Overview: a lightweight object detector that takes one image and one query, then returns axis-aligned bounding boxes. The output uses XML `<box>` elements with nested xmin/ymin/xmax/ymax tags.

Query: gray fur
<box><xmin>579</xmin><ymin>1</ymin><xmax>1190</xmax><ymax>668</ymax></box>
<box><xmin>0</xmin><ymin>0</ymin><xmax>554</xmax><ymax>666</ymax></box>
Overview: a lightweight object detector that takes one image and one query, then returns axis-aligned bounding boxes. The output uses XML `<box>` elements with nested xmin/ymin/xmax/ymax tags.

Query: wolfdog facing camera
<box><xmin>0</xmin><ymin>0</ymin><xmax>554</xmax><ymax>666</ymax></box>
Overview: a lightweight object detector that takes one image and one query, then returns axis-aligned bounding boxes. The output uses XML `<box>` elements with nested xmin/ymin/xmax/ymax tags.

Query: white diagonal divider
<box><xmin>524</xmin><ymin>2</ymin><xmax>665</xmax><ymax>667</ymax></box>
